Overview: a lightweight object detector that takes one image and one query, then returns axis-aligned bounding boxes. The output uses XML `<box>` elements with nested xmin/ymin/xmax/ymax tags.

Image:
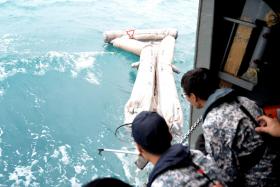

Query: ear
<box><xmin>189</xmin><ymin>93</ymin><xmax>204</xmax><ymax>108</ymax></box>
<box><xmin>135</xmin><ymin>143</ymin><xmax>144</xmax><ymax>155</ymax></box>
<box><xmin>189</xmin><ymin>93</ymin><xmax>197</xmax><ymax>102</ymax></box>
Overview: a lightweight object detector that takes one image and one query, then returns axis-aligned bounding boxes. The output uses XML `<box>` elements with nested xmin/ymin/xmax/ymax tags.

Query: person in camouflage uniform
<box><xmin>131</xmin><ymin>111</ymin><xmax>225</xmax><ymax>187</ymax></box>
<box><xmin>181</xmin><ymin>68</ymin><xmax>280</xmax><ymax>187</ymax></box>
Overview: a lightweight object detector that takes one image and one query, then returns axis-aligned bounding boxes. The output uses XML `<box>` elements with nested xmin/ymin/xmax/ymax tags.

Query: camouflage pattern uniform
<box><xmin>150</xmin><ymin>147</ymin><xmax>224</xmax><ymax>187</ymax></box>
<box><xmin>202</xmin><ymin>88</ymin><xmax>279</xmax><ymax>187</ymax></box>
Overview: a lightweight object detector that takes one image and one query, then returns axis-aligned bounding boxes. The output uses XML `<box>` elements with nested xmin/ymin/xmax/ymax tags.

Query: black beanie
<box><xmin>132</xmin><ymin>111</ymin><xmax>171</xmax><ymax>154</ymax></box>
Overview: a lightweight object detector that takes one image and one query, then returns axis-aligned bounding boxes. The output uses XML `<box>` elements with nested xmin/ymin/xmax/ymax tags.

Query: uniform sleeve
<box><xmin>151</xmin><ymin>170</ymin><xmax>191</xmax><ymax>187</ymax></box>
<box><xmin>190</xmin><ymin>149</ymin><xmax>226</xmax><ymax>186</ymax></box>
<box><xmin>202</xmin><ymin>106</ymin><xmax>240</xmax><ymax>185</ymax></box>
<box><xmin>151</xmin><ymin>179</ymin><xmax>165</xmax><ymax>187</ymax></box>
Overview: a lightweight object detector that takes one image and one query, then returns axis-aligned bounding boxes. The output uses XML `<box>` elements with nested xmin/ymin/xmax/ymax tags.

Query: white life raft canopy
<box><xmin>104</xmin><ymin>28</ymin><xmax>183</xmax><ymax>136</ymax></box>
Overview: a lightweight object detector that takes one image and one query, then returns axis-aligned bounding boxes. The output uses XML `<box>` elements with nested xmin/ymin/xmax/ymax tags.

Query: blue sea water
<box><xmin>0</xmin><ymin>0</ymin><xmax>198</xmax><ymax>186</ymax></box>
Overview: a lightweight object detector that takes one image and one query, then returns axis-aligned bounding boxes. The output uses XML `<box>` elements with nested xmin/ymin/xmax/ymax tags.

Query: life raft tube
<box><xmin>124</xmin><ymin>45</ymin><xmax>157</xmax><ymax>124</ymax></box>
<box><xmin>104</xmin><ymin>28</ymin><xmax>178</xmax><ymax>43</ymax></box>
<box><xmin>105</xmin><ymin>28</ymin><xmax>183</xmax><ymax>135</ymax></box>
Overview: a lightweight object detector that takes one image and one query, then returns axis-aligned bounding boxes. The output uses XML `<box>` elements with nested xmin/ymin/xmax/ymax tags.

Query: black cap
<box><xmin>132</xmin><ymin>111</ymin><xmax>171</xmax><ymax>154</ymax></box>
<box><xmin>83</xmin><ymin>177</ymin><xmax>131</xmax><ymax>187</ymax></box>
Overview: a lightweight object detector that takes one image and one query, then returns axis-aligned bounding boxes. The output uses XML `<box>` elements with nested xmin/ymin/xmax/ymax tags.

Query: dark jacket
<box><xmin>147</xmin><ymin>144</ymin><xmax>223</xmax><ymax>187</ymax></box>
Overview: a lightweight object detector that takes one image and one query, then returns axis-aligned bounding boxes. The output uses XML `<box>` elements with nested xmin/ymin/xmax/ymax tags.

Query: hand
<box><xmin>212</xmin><ymin>181</ymin><xmax>224</xmax><ymax>187</ymax></box>
<box><xmin>255</xmin><ymin>115</ymin><xmax>280</xmax><ymax>137</ymax></box>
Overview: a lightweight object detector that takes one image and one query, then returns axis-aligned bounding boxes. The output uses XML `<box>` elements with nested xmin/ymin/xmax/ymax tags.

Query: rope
<box><xmin>115</xmin><ymin>116</ymin><xmax>203</xmax><ymax>144</ymax></box>
<box><xmin>114</xmin><ymin>123</ymin><xmax>132</xmax><ymax>142</ymax></box>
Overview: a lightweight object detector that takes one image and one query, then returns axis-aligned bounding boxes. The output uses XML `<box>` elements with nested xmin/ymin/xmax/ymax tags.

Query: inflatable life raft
<box><xmin>104</xmin><ymin>28</ymin><xmax>183</xmax><ymax>134</ymax></box>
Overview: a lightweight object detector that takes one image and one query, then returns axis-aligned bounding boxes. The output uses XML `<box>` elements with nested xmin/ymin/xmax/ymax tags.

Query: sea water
<box><xmin>0</xmin><ymin>0</ymin><xmax>198</xmax><ymax>186</ymax></box>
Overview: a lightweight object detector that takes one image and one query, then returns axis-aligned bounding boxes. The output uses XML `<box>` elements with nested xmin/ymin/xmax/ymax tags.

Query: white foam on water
<box><xmin>90</xmin><ymin>174</ymin><xmax>98</xmax><ymax>181</ymax></box>
<box><xmin>54</xmin><ymin>64</ymin><xmax>66</xmax><ymax>73</ymax></box>
<box><xmin>47</xmin><ymin>51</ymin><xmax>65</xmax><ymax>58</ymax></box>
<box><xmin>115</xmin><ymin>153</ymin><xmax>148</xmax><ymax>186</ymax></box>
<box><xmin>50</xmin><ymin>145</ymin><xmax>72</xmax><ymax>167</ymax></box>
<box><xmin>71</xmin><ymin>70</ymin><xmax>78</xmax><ymax>78</ymax></box>
<box><xmin>58</xmin><ymin>145</ymin><xmax>71</xmax><ymax>165</ymax></box>
<box><xmin>0</xmin><ymin>50</ymin><xmax>107</xmax><ymax>89</ymax></box>
<box><xmin>0</xmin><ymin>66</ymin><xmax>8</xmax><ymax>81</ymax></box>
<box><xmin>0</xmin><ymin>127</ymin><xmax>3</xmax><ymax>138</ymax></box>
<box><xmin>8</xmin><ymin>162</ymin><xmax>37</xmax><ymax>187</ymax></box>
<box><xmin>70</xmin><ymin>177</ymin><xmax>81</xmax><ymax>187</ymax></box>
<box><xmin>0</xmin><ymin>65</ymin><xmax>26</xmax><ymax>81</ymax></box>
<box><xmin>85</xmin><ymin>72</ymin><xmax>100</xmax><ymax>85</ymax></box>
<box><xmin>41</xmin><ymin>129</ymin><xmax>47</xmax><ymax>134</ymax></box>
<box><xmin>50</xmin><ymin>149</ymin><xmax>60</xmax><ymax>158</ymax></box>
<box><xmin>38</xmin><ymin>167</ymin><xmax>44</xmax><ymax>174</ymax></box>
<box><xmin>3</xmin><ymin>160</ymin><xmax>8</xmax><ymax>172</ymax></box>
<box><xmin>43</xmin><ymin>156</ymin><xmax>47</xmax><ymax>163</ymax></box>
<box><xmin>31</xmin><ymin>132</ymin><xmax>39</xmax><ymax>140</ymax></box>
<box><xmin>27</xmin><ymin>90</ymin><xmax>46</xmax><ymax>108</ymax></box>
<box><xmin>34</xmin><ymin>97</ymin><xmax>46</xmax><ymax>108</ymax></box>
<box><xmin>74</xmin><ymin>164</ymin><xmax>86</xmax><ymax>174</ymax></box>
<box><xmin>46</xmin><ymin>51</ymin><xmax>104</xmax><ymax>85</ymax></box>
<box><xmin>31</xmin><ymin>160</ymin><xmax>39</xmax><ymax>166</ymax></box>
<box><xmin>12</xmin><ymin>68</ymin><xmax>26</xmax><ymax>75</ymax></box>
<box><xmin>16</xmin><ymin>150</ymin><xmax>20</xmax><ymax>155</ymax></box>
<box><xmin>34</xmin><ymin>62</ymin><xmax>49</xmax><ymax>76</ymax></box>
<box><xmin>0</xmin><ymin>88</ymin><xmax>5</xmax><ymax>96</ymax></box>
<box><xmin>114</xmin><ymin>146</ymin><xmax>152</xmax><ymax>186</ymax></box>
<box><xmin>80</xmin><ymin>148</ymin><xmax>93</xmax><ymax>162</ymax></box>
<box><xmin>118</xmin><ymin>153</ymin><xmax>133</xmax><ymax>176</ymax></box>
<box><xmin>0</xmin><ymin>34</ymin><xmax>14</xmax><ymax>53</ymax></box>
<box><xmin>31</xmin><ymin>146</ymin><xmax>37</xmax><ymax>157</ymax></box>
<box><xmin>73</xmin><ymin>52</ymin><xmax>95</xmax><ymax>72</ymax></box>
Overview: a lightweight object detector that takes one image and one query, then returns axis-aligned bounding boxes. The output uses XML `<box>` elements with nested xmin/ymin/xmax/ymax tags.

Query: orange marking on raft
<box><xmin>126</xmin><ymin>29</ymin><xmax>135</xmax><ymax>39</ymax></box>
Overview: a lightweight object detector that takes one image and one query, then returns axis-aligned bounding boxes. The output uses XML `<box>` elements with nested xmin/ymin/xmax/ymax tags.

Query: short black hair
<box><xmin>83</xmin><ymin>177</ymin><xmax>131</xmax><ymax>187</ymax></box>
<box><xmin>181</xmin><ymin>68</ymin><xmax>219</xmax><ymax>100</ymax></box>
